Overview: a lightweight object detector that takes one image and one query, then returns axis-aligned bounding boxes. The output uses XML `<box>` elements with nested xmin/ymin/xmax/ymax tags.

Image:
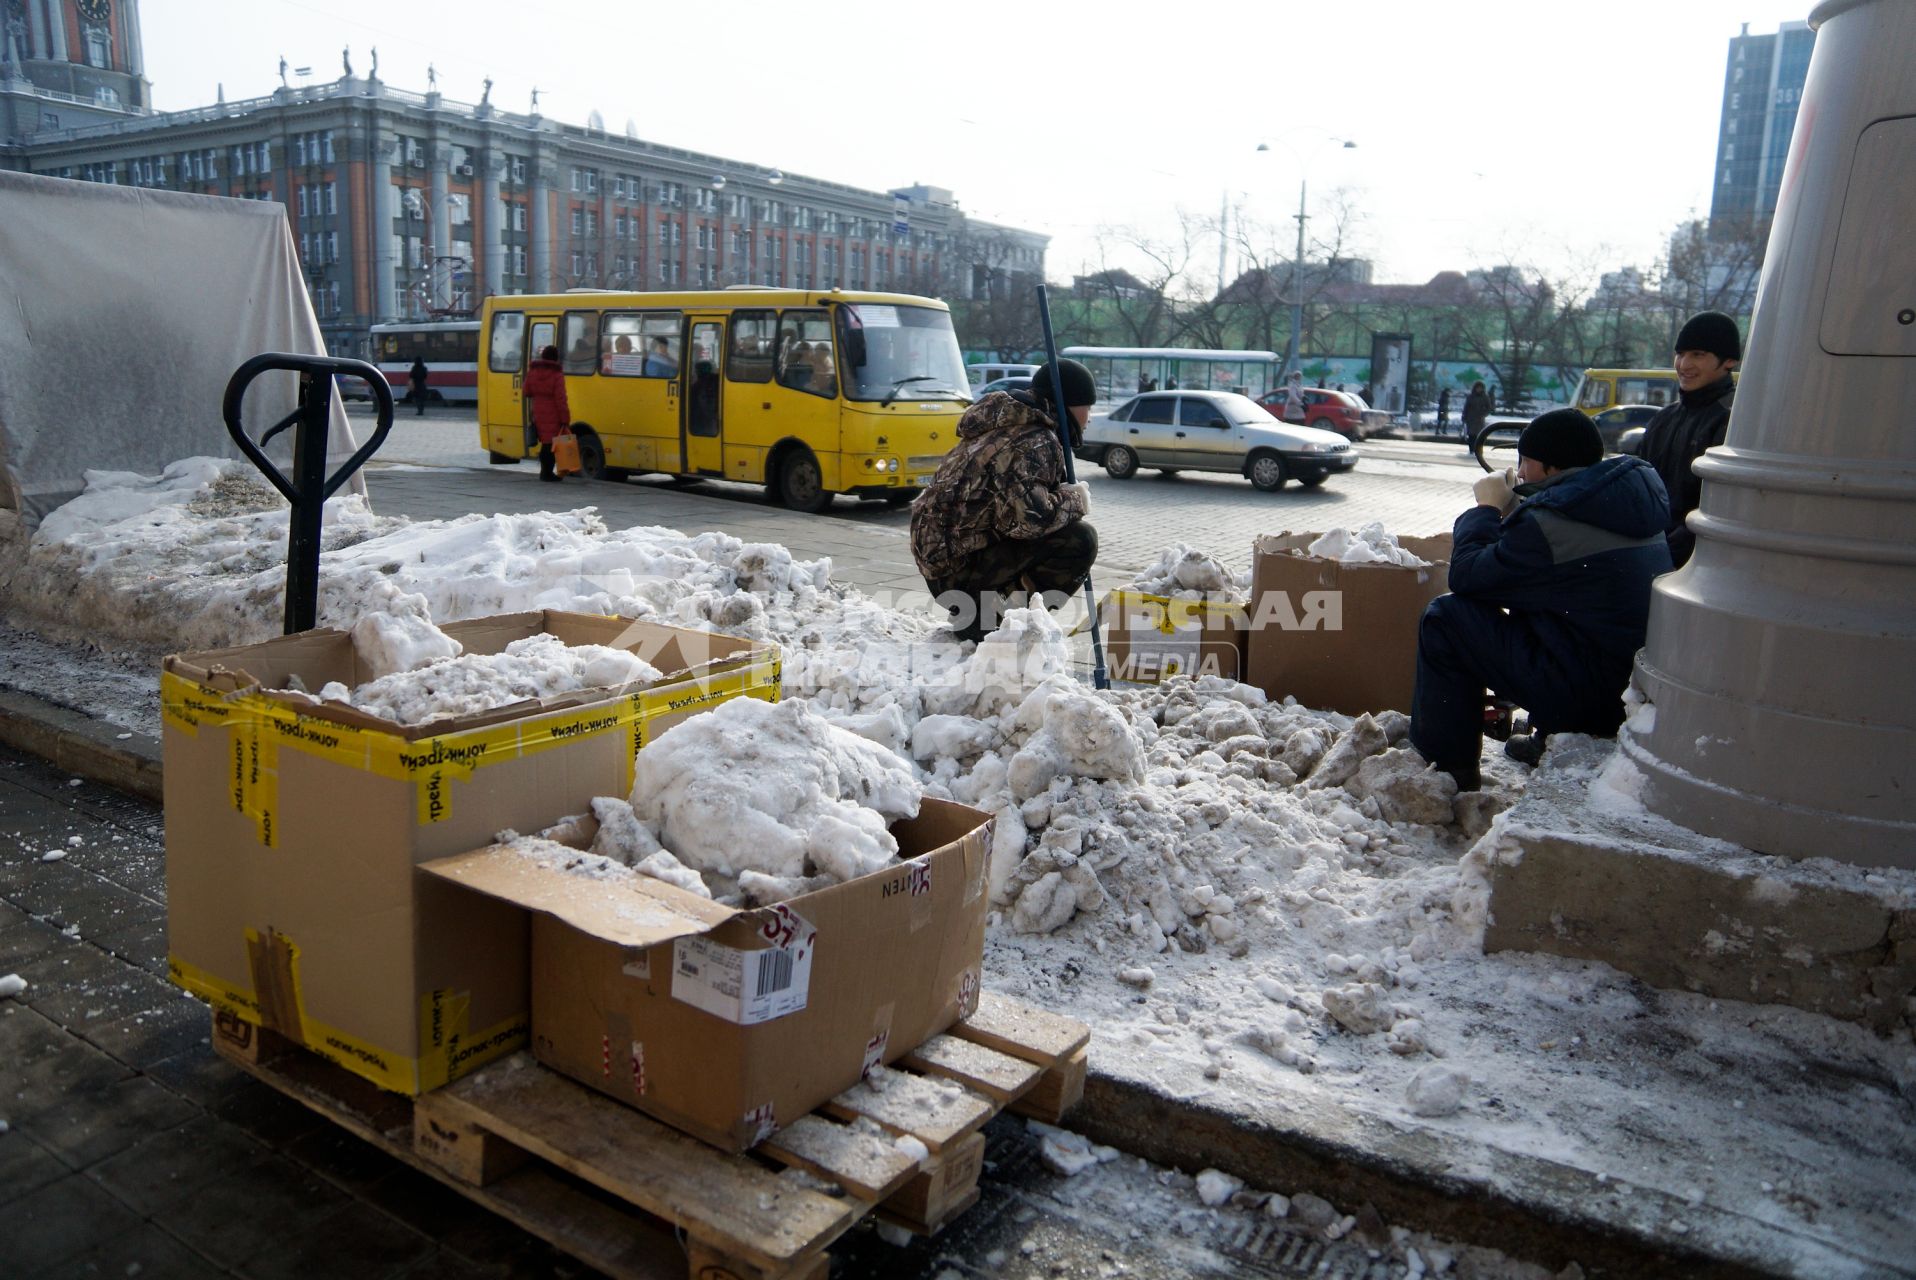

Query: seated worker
<box><xmin>910</xmin><ymin>360</ymin><xmax>1097</xmax><ymax>643</ymax></box>
<box><xmin>642</xmin><ymin>335</ymin><xmax>676</xmax><ymax>378</ymax></box>
<box><xmin>1409</xmin><ymin>409</ymin><xmax>1673</xmax><ymax>790</ymax></box>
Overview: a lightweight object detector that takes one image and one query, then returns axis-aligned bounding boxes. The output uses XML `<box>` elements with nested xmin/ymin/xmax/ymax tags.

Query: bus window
<box><xmin>488</xmin><ymin>312</ymin><xmax>526</xmax><ymax>372</ymax></box>
<box><xmin>727</xmin><ymin>310</ymin><xmax>776</xmax><ymax>383</ymax></box>
<box><xmin>1577</xmin><ymin>378</ymin><xmax>1611</xmax><ymax>410</ymax></box>
<box><xmin>562</xmin><ymin>311</ymin><xmax>599</xmax><ymax>375</ymax></box>
<box><xmin>777</xmin><ymin>309</ymin><xmax>836</xmax><ymax>398</ymax></box>
<box><xmin>600</xmin><ymin>312</ymin><xmax>681</xmax><ymax>377</ymax></box>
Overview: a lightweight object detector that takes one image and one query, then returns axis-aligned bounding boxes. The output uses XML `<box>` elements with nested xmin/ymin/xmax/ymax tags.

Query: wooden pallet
<box><xmin>209</xmin><ymin>992</ymin><xmax>1089</xmax><ymax>1280</ymax></box>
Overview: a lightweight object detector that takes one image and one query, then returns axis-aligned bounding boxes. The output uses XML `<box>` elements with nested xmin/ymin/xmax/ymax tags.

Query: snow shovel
<box><xmin>223</xmin><ymin>354</ymin><xmax>394</xmax><ymax>635</ymax></box>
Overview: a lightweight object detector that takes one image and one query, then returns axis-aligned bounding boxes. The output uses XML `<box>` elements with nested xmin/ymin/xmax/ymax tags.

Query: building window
<box><xmin>85</xmin><ymin>27</ymin><xmax>109</xmax><ymax>68</ymax></box>
<box><xmin>571</xmin><ymin>209</ymin><xmax>584</xmax><ymax>235</ymax></box>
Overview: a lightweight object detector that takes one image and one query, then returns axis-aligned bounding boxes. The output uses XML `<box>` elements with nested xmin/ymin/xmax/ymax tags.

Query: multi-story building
<box><xmin>1</xmin><ymin>3</ymin><xmax>1046</xmax><ymax>356</ymax></box>
<box><xmin>1709</xmin><ymin>19</ymin><xmax>1815</xmax><ymax>231</ymax></box>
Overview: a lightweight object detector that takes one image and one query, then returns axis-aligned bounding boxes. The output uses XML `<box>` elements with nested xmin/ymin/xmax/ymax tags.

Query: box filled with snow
<box><xmin>161</xmin><ymin>610</ymin><xmax>780</xmax><ymax>1097</ymax></box>
<box><xmin>421</xmin><ymin>796</ymin><xmax>993</xmax><ymax>1152</ymax></box>
<box><xmin>1243</xmin><ymin>531</ymin><xmax>1451</xmax><ymax>715</ymax></box>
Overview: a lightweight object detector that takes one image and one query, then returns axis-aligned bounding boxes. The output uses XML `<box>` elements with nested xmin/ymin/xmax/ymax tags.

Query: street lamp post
<box><xmin>1255</xmin><ymin>136</ymin><xmax>1356</xmax><ymax>379</ymax></box>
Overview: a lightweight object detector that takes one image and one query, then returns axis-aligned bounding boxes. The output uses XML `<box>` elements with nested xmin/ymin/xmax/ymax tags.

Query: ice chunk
<box><xmin>630</xmin><ymin>697</ymin><xmax>922</xmax><ymax>884</ymax></box>
<box><xmin>1130</xmin><ymin>543</ymin><xmax>1250</xmax><ymax>600</ymax></box>
<box><xmin>1306</xmin><ymin>522</ymin><xmax>1430</xmax><ymax>567</ymax></box>
<box><xmin>350</xmin><ymin>596</ymin><xmax>462</xmax><ymax>679</ymax></box>
<box><xmin>1406</xmin><ymin>1064</ymin><xmax>1471</xmax><ymax>1116</ymax></box>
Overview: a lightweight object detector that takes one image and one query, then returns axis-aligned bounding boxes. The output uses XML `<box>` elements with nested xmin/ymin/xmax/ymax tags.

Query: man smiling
<box><xmin>1636</xmin><ymin>311</ymin><xmax>1742</xmax><ymax>568</ymax></box>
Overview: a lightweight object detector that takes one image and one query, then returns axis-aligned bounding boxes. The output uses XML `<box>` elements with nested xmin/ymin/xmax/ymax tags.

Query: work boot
<box><xmin>1503</xmin><ymin>732</ymin><xmax>1548</xmax><ymax>767</ymax></box>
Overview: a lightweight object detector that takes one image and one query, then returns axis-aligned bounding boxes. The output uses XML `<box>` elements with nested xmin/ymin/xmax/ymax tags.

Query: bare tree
<box><xmin>1658</xmin><ymin>217</ymin><xmax>1767</xmax><ymax>341</ymax></box>
<box><xmin>1057</xmin><ymin>212</ymin><xmax>1210</xmax><ymax>348</ymax></box>
<box><xmin>1444</xmin><ymin>260</ymin><xmax>1595</xmax><ymax>410</ymax></box>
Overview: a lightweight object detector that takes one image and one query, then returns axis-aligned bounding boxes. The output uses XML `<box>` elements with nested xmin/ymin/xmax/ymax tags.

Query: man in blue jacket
<box><xmin>1410</xmin><ymin>409</ymin><xmax>1673</xmax><ymax>790</ymax></box>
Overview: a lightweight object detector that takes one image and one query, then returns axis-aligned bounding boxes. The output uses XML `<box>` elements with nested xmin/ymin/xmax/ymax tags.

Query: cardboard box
<box><xmin>421</xmin><ymin>798</ymin><xmax>993</xmax><ymax>1152</ymax></box>
<box><xmin>1243</xmin><ymin>533</ymin><xmax>1452</xmax><ymax>715</ymax></box>
<box><xmin>1082</xmin><ymin>590</ymin><xmax>1246</xmax><ymax>684</ymax></box>
<box><xmin>163</xmin><ymin>610</ymin><xmax>781</xmax><ymax>1094</ymax></box>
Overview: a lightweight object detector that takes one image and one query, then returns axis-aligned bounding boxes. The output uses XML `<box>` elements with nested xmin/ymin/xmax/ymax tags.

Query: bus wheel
<box><xmin>574</xmin><ymin>429</ymin><xmax>628</xmax><ymax>483</ymax></box>
<box><xmin>775</xmin><ymin>448</ymin><xmax>832</xmax><ymax>513</ymax></box>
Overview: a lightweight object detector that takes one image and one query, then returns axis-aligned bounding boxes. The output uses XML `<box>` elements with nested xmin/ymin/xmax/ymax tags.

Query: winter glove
<box><xmin>1472</xmin><ymin>468</ymin><xmax>1518</xmax><ymax>515</ymax></box>
<box><xmin>1061</xmin><ymin>480</ymin><xmax>1091</xmax><ymax>518</ymax></box>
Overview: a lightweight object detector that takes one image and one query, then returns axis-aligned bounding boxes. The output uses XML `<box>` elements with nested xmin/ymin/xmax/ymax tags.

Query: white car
<box><xmin>1076</xmin><ymin>390</ymin><xmax>1358</xmax><ymax>490</ymax></box>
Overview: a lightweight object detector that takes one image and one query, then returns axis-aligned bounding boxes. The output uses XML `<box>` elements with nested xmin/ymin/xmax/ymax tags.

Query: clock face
<box><xmin>78</xmin><ymin>0</ymin><xmax>111</xmax><ymax>23</ymax></box>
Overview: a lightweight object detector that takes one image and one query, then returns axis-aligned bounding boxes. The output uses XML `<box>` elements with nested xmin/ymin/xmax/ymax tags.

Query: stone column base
<box><xmin>1478</xmin><ymin>736</ymin><xmax>1915</xmax><ymax>1033</ymax></box>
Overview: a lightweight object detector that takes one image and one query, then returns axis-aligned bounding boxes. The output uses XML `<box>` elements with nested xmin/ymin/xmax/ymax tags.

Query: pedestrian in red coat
<box><xmin>523</xmin><ymin>345</ymin><xmax>571</xmax><ymax>482</ymax></box>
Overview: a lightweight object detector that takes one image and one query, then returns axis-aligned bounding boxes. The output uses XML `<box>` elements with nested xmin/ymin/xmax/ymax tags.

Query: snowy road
<box><xmin>354</xmin><ymin>406</ymin><xmax>1481</xmax><ymax>577</ymax></box>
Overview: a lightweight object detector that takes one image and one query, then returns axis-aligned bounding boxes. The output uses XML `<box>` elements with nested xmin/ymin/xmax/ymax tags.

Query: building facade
<box><xmin>1708</xmin><ymin>19</ymin><xmax>1815</xmax><ymax>230</ymax></box>
<box><xmin>1</xmin><ymin>5</ymin><xmax>1046</xmax><ymax>356</ymax></box>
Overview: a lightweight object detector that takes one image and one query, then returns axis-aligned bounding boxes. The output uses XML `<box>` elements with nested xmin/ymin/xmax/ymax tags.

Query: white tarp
<box><xmin>0</xmin><ymin>170</ymin><xmax>363</xmax><ymax>524</ymax></box>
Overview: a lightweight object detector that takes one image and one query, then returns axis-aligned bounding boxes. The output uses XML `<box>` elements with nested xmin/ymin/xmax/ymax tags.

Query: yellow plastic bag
<box><xmin>552</xmin><ymin>432</ymin><xmax>582</xmax><ymax>477</ymax></box>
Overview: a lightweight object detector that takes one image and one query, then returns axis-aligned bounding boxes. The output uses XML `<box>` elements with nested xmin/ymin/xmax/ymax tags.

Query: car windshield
<box><xmin>1212</xmin><ymin>392</ymin><xmax>1280</xmax><ymax>425</ymax></box>
<box><xmin>835</xmin><ymin>304</ymin><xmax>971</xmax><ymax>403</ymax></box>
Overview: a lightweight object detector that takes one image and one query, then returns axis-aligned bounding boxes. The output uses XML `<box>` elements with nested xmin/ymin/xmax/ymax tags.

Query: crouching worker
<box><xmin>910</xmin><ymin>359</ymin><xmax>1099</xmax><ymax>643</ymax></box>
<box><xmin>1410</xmin><ymin>409</ymin><xmax>1673</xmax><ymax>790</ymax></box>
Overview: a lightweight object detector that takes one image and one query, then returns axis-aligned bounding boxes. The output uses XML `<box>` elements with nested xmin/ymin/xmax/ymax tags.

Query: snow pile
<box><xmin>1306</xmin><ymin>522</ymin><xmax>1432</xmax><ymax>567</ymax></box>
<box><xmin>327</xmin><ymin>634</ymin><xmax>663</xmax><ymax>725</ymax></box>
<box><xmin>624</xmin><ymin>696</ymin><xmax>924</xmax><ymax>891</ymax></box>
<box><xmin>1</xmin><ymin>460</ymin><xmax>852</xmax><ymax>660</ymax></box>
<box><xmin>1128</xmin><ymin>543</ymin><xmax>1249</xmax><ymax>601</ymax></box>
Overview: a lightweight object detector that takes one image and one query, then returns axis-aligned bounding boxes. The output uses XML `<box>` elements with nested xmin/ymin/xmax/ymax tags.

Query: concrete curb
<box><xmin>1068</xmin><ymin>1074</ymin><xmax>1891</xmax><ymax>1280</ymax></box>
<box><xmin>0</xmin><ymin>686</ymin><xmax>1889</xmax><ymax>1279</ymax></box>
<box><xmin>0</xmin><ymin>687</ymin><xmax>162</xmax><ymax>802</ymax></box>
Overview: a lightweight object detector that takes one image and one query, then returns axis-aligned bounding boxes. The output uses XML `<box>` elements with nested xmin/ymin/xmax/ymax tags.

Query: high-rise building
<box><xmin>0</xmin><ymin>4</ymin><xmax>1045</xmax><ymax>357</ymax></box>
<box><xmin>1708</xmin><ymin>19</ymin><xmax>1815</xmax><ymax>229</ymax></box>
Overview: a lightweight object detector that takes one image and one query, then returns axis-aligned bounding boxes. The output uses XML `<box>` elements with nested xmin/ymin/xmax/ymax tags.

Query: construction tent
<box><xmin>0</xmin><ymin>170</ymin><xmax>363</xmax><ymax>524</ymax></box>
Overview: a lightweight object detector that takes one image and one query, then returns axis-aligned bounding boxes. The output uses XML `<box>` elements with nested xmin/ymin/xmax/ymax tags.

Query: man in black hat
<box><xmin>1636</xmin><ymin>310</ymin><xmax>1741</xmax><ymax>568</ymax></box>
<box><xmin>910</xmin><ymin>359</ymin><xmax>1098</xmax><ymax>643</ymax></box>
<box><xmin>1410</xmin><ymin>409</ymin><xmax>1673</xmax><ymax>788</ymax></box>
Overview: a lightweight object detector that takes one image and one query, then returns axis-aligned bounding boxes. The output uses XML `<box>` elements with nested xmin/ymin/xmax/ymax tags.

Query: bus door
<box><xmin>519</xmin><ymin>316</ymin><xmax>558</xmax><ymax>451</ymax></box>
<box><xmin>681</xmin><ymin>319</ymin><xmax>725</xmax><ymax>476</ymax></box>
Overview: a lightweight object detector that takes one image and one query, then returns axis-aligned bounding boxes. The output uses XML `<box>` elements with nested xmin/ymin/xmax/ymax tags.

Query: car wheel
<box><xmin>775</xmin><ymin>447</ymin><xmax>832</xmax><ymax>512</ymax></box>
<box><xmin>1249</xmin><ymin>453</ymin><xmax>1287</xmax><ymax>492</ymax></box>
<box><xmin>1103</xmin><ymin>445</ymin><xmax>1138</xmax><ymax>479</ymax></box>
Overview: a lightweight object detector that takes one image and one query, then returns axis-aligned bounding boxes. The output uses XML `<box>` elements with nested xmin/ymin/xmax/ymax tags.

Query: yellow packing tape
<box><xmin>169</xmin><ymin>947</ymin><xmax>528</xmax><ymax>1095</ymax></box>
<box><xmin>1075</xmin><ymin>590</ymin><xmax>1248</xmax><ymax>637</ymax></box>
<box><xmin>162</xmin><ymin>656</ymin><xmax>781</xmax><ymax>839</ymax></box>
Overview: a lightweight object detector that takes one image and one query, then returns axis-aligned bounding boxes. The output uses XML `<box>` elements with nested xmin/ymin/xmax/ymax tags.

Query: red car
<box><xmin>1254</xmin><ymin>387</ymin><xmax>1369</xmax><ymax>439</ymax></box>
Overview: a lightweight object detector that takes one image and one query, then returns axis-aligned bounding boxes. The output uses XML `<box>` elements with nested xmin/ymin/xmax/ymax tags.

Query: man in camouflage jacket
<box><xmin>911</xmin><ymin>359</ymin><xmax>1099</xmax><ymax>642</ymax></box>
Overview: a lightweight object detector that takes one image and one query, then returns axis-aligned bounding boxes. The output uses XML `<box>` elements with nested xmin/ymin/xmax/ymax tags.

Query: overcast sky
<box><xmin>143</xmin><ymin>0</ymin><xmax>1814</xmax><ymax>291</ymax></box>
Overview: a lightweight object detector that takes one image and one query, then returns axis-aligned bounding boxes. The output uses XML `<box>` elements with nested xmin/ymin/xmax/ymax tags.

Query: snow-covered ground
<box><xmin>3</xmin><ymin>460</ymin><xmax>1911</xmax><ymax>1274</ymax></box>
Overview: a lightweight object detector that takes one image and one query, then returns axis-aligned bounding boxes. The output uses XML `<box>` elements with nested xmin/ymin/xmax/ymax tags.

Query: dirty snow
<box><xmin>1306</xmin><ymin>521</ymin><xmax>1433</xmax><ymax>567</ymax></box>
<box><xmin>1128</xmin><ymin>543</ymin><xmax>1250</xmax><ymax>601</ymax></box>
<box><xmin>324</xmin><ymin>633</ymin><xmax>664</xmax><ymax>725</ymax></box>
<box><xmin>3</xmin><ymin>460</ymin><xmax>1912</xmax><ymax>1274</ymax></box>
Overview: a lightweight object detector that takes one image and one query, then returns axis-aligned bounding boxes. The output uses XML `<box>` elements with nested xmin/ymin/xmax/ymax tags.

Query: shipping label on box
<box><xmin>1243</xmin><ymin>533</ymin><xmax>1452</xmax><ymax>715</ymax></box>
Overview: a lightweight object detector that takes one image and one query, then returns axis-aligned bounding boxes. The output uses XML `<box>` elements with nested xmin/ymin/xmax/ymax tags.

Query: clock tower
<box><xmin>2</xmin><ymin>0</ymin><xmax>150</xmax><ymax>122</ymax></box>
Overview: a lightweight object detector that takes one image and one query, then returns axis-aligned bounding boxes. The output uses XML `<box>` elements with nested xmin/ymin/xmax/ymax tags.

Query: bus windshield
<box><xmin>836</xmin><ymin>303</ymin><xmax>969</xmax><ymax>403</ymax></box>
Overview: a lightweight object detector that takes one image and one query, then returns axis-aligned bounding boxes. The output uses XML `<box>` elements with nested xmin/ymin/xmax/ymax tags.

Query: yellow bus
<box><xmin>477</xmin><ymin>288</ymin><xmax>972</xmax><ymax>510</ymax></box>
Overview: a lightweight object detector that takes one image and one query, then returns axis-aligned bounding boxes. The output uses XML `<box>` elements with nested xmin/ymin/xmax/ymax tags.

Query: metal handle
<box><xmin>221</xmin><ymin>353</ymin><xmax>394</xmax><ymax>634</ymax></box>
<box><xmin>223</xmin><ymin>353</ymin><xmax>394</xmax><ymax>502</ymax></box>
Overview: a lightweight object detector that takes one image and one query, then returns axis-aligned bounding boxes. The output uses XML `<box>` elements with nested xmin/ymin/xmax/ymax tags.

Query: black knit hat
<box><xmin>1518</xmin><ymin>408</ymin><xmax>1604</xmax><ymax>470</ymax></box>
<box><xmin>1029</xmin><ymin>359</ymin><xmax>1098</xmax><ymax>409</ymax></box>
<box><xmin>1674</xmin><ymin>311</ymin><xmax>1742</xmax><ymax>362</ymax></box>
